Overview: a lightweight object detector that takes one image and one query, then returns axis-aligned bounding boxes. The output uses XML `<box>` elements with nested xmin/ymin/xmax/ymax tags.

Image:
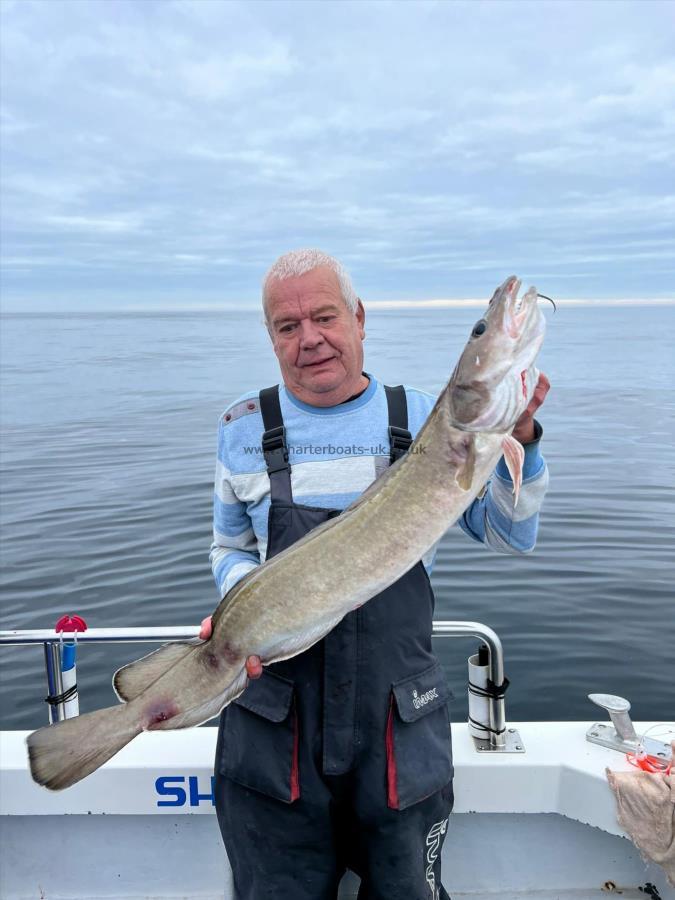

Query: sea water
<box><xmin>1</xmin><ymin>304</ymin><xmax>673</xmax><ymax>729</ymax></box>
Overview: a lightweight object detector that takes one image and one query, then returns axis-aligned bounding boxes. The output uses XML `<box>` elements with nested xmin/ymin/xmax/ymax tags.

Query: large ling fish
<box><xmin>28</xmin><ymin>275</ymin><xmax>546</xmax><ymax>791</ymax></box>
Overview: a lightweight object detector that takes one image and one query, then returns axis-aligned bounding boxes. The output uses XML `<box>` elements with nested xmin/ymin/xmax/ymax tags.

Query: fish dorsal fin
<box><xmin>113</xmin><ymin>639</ymin><xmax>202</xmax><ymax>702</ymax></box>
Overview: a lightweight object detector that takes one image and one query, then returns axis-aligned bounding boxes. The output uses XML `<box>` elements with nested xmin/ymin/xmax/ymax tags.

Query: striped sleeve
<box><xmin>458</xmin><ymin>423</ymin><xmax>549</xmax><ymax>555</ymax></box>
<box><xmin>209</xmin><ymin>418</ymin><xmax>260</xmax><ymax>598</ymax></box>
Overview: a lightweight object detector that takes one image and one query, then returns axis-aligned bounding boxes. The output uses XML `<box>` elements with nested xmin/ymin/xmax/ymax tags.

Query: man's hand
<box><xmin>199</xmin><ymin>616</ymin><xmax>263</xmax><ymax>679</ymax></box>
<box><xmin>512</xmin><ymin>373</ymin><xmax>550</xmax><ymax>444</ymax></box>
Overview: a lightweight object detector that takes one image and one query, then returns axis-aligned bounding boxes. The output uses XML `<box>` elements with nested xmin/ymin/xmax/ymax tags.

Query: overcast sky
<box><xmin>1</xmin><ymin>0</ymin><xmax>674</xmax><ymax>310</ymax></box>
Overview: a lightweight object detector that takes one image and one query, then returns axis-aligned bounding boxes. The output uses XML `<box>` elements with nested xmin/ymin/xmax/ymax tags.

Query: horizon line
<box><xmin>366</xmin><ymin>297</ymin><xmax>675</xmax><ymax>309</ymax></box>
<box><xmin>1</xmin><ymin>297</ymin><xmax>674</xmax><ymax>314</ymax></box>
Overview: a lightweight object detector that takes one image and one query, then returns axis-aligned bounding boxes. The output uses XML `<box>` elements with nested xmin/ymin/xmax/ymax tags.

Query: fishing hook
<box><xmin>537</xmin><ymin>293</ymin><xmax>557</xmax><ymax>313</ymax></box>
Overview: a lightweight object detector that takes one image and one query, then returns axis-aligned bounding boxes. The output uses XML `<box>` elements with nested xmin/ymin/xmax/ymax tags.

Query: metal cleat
<box><xmin>586</xmin><ymin>693</ymin><xmax>670</xmax><ymax>761</ymax></box>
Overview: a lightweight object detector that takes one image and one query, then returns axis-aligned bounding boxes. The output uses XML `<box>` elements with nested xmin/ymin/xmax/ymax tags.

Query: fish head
<box><xmin>448</xmin><ymin>275</ymin><xmax>545</xmax><ymax>432</ymax></box>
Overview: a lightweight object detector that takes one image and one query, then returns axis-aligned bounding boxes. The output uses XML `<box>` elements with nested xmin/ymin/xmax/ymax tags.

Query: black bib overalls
<box><xmin>214</xmin><ymin>384</ymin><xmax>454</xmax><ymax>900</ymax></box>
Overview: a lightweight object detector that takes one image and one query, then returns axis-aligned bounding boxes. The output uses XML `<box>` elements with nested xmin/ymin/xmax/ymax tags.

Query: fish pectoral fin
<box><xmin>501</xmin><ymin>434</ymin><xmax>525</xmax><ymax>506</ymax></box>
<box><xmin>113</xmin><ymin>638</ymin><xmax>202</xmax><ymax>702</ymax></box>
<box><xmin>148</xmin><ymin>665</ymin><xmax>250</xmax><ymax>731</ymax></box>
<box><xmin>453</xmin><ymin>433</ymin><xmax>477</xmax><ymax>492</ymax></box>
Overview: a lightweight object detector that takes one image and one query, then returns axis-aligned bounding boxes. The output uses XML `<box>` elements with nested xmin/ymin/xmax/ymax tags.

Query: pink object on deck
<box><xmin>607</xmin><ymin>740</ymin><xmax>675</xmax><ymax>887</ymax></box>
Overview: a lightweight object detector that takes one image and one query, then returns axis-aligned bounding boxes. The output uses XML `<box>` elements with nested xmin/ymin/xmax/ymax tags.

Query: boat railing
<box><xmin>0</xmin><ymin>620</ymin><xmax>520</xmax><ymax>752</ymax></box>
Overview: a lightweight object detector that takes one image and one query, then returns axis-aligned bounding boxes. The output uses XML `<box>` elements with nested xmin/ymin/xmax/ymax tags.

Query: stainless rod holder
<box><xmin>432</xmin><ymin>621</ymin><xmax>515</xmax><ymax>751</ymax></box>
<box><xmin>43</xmin><ymin>642</ymin><xmax>65</xmax><ymax>724</ymax></box>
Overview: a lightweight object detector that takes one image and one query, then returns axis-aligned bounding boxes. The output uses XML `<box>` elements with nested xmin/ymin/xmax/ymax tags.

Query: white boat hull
<box><xmin>1</xmin><ymin>722</ymin><xmax>671</xmax><ymax>899</ymax></box>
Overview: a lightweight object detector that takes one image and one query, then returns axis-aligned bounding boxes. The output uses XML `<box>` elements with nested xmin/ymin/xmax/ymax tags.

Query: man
<box><xmin>203</xmin><ymin>249</ymin><xmax>549</xmax><ymax>899</ymax></box>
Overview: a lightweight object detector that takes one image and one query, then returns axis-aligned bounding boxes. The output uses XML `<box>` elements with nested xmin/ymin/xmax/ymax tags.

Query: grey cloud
<box><xmin>1</xmin><ymin>0</ymin><xmax>673</xmax><ymax>309</ymax></box>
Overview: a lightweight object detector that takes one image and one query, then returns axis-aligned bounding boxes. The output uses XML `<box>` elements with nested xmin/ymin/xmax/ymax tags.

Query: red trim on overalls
<box><xmin>290</xmin><ymin>703</ymin><xmax>300</xmax><ymax>802</ymax></box>
<box><xmin>386</xmin><ymin>694</ymin><xmax>399</xmax><ymax>809</ymax></box>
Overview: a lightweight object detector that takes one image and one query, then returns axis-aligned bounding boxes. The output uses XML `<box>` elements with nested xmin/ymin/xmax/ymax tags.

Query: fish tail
<box><xmin>27</xmin><ymin>702</ymin><xmax>140</xmax><ymax>791</ymax></box>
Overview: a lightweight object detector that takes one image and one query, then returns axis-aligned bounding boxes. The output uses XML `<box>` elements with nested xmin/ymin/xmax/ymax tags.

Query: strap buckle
<box><xmin>388</xmin><ymin>425</ymin><xmax>412</xmax><ymax>462</ymax></box>
<box><xmin>262</xmin><ymin>425</ymin><xmax>286</xmax><ymax>453</ymax></box>
<box><xmin>262</xmin><ymin>426</ymin><xmax>289</xmax><ymax>474</ymax></box>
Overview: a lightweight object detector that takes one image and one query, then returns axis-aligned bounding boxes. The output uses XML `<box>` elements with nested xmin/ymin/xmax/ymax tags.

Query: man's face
<box><xmin>266</xmin><ymin>266</ymin><xmax>366</xmax><ymax>407</ymax></box>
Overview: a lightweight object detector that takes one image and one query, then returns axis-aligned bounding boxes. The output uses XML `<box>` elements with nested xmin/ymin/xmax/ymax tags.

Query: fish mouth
<box><xmin>500</xmin><ymin>277</ymin><xmax>538</xmax><ymax>339</ymax></box>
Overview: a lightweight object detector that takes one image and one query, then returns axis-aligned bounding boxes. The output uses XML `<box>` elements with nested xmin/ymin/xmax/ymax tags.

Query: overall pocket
<box><xmin>385</xmin><ymin>661</ymin><xmax>453</xmax><ymax>810</ymax></box>
<box><xmin>218</xmin><ymin>670</ymin><xmax>300</xmax><ymax>804</ymax></box>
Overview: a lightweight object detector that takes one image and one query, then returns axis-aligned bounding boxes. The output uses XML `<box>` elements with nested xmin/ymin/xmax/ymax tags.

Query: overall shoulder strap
<box><xmin>259</xmin><ymin>386</ymin><xmax>292</xmax><ymax>504</ymax></box>
<box><xmin>384</xmin><ymin>384</ymin><xmax>413</xmax><ymax>464</ymax></box>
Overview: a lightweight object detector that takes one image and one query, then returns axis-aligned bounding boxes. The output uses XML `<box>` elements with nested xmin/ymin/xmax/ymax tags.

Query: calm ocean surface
<box><xmin>1</xmin><ymin>305</ymin><xmax>673</xmax><ymax>730</ymax></box>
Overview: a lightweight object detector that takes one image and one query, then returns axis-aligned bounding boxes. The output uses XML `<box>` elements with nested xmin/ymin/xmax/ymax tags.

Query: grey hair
<box><xmin>262</xmin><ymin>249</ymin><xmax>359</xmax><ymax>320</ymax></box>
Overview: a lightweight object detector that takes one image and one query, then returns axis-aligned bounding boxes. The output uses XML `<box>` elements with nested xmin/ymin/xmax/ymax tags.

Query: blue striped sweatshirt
<box><xmin>210</xmin><ymin>375</ymin><xmax>548</xmax><ymax>598</ymax></box>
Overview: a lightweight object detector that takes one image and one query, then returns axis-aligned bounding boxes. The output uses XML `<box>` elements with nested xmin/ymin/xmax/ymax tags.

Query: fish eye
<box><xmin>471</xmin><ymin>320</ymin><xmax>487</xmax><ymax>338</ymax></box>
